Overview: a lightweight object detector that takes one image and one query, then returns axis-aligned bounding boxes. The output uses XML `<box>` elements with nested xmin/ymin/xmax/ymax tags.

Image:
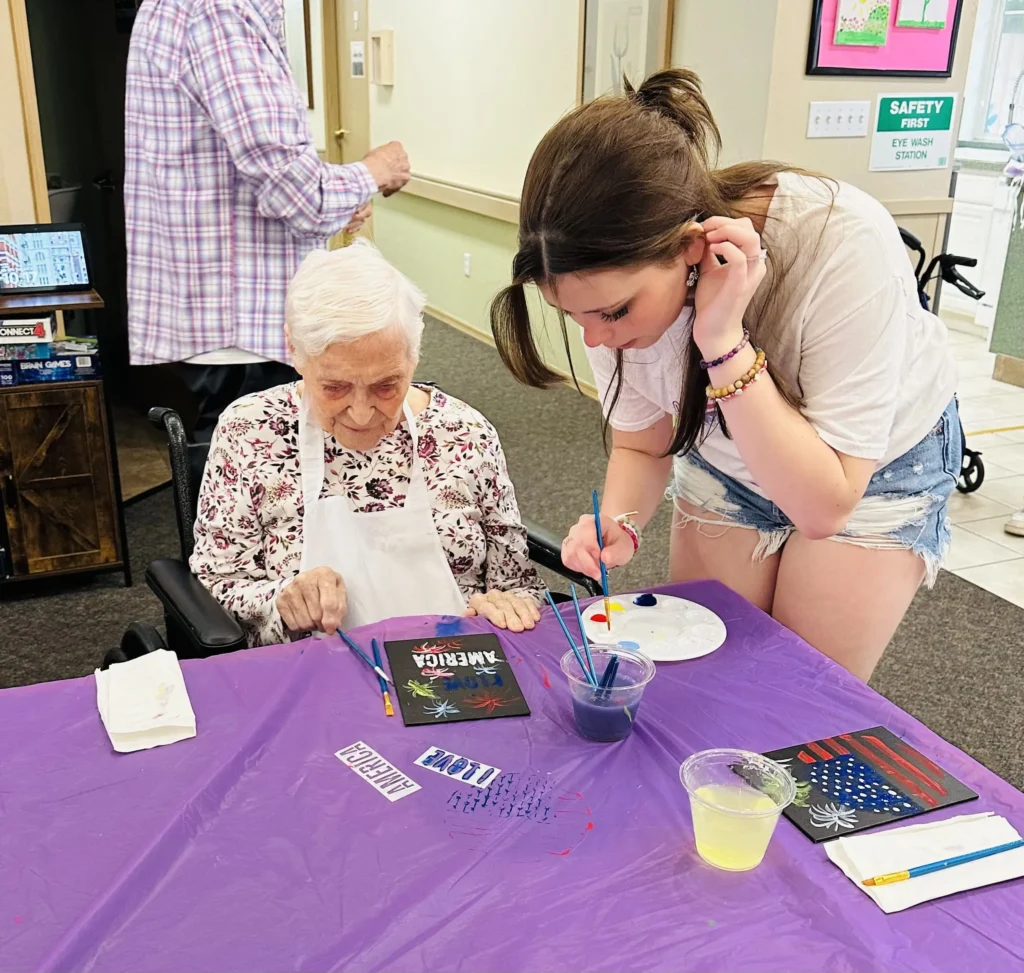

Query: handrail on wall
<box><xmin>398</xmin><ymin>173</ymin><xmax>951</xmax><ymax>228</ymax></box>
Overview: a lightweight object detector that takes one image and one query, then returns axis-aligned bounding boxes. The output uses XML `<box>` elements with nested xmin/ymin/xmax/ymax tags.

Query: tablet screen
<box><xmin>0</xmin><ymin>227</ymin><xmax>91</xmax><ymax>293</ymax></box>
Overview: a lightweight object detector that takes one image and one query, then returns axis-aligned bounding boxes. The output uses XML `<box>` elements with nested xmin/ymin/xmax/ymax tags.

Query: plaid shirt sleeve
<box><xmin>182</xmin><ymin>5</ymin><xmax>376</xmax><ymax>238</ymax></box>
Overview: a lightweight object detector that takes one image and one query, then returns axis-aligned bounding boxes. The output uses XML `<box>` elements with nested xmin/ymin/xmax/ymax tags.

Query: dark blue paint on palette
<box><xmin>634</xmin><ymin>593</ymin><xmax>658</xmax><ymax>607</ymax></box>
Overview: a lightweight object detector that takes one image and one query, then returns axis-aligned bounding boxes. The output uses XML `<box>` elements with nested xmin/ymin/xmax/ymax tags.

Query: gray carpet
<box><xmin>2</xmin><ymin>318</ymin><xmax>1021</xmax><ymax>790</ymax></box>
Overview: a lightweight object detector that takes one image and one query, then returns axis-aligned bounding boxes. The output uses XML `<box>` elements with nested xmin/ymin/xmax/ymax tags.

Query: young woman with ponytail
<box><xmin>490</xmin><ymin>70</ymin><xmax>960</xmax><ymax>681</ymax></box>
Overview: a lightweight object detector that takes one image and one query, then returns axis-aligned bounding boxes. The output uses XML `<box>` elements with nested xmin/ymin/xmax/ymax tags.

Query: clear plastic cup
<box><xmin>680</xmin><ymin>749</ymin><xmax>796</xmax><ymax>871</ymax></box>
<box><xmin>560</xmin><ymin>647</ymin><xmax>655</xmax><ymax>742</ymax></box>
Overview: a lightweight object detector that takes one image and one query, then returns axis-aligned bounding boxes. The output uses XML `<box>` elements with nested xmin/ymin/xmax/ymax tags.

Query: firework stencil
<box><xmin>384</xmin><ymin>633</ymin><xmax>530</xmax><ymax>727</ymax></box>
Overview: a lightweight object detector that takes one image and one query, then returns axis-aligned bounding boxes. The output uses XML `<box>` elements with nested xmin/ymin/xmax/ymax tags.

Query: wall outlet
<box><xmin>463</xmin><ymin>253</ymin><xmax>471</xmax><ymax>277</ymax></box>
<box><xmin>807</xmin><ymin>101</ymin><xmax>871</xmax><ymax>139</ymax></box>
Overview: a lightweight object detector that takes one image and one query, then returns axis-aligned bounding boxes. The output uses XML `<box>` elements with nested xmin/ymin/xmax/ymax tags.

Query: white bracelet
<box><xmin>613</xmin><ymin>512</ymin><xmax>641</xmax><ymax>552</ymax></box>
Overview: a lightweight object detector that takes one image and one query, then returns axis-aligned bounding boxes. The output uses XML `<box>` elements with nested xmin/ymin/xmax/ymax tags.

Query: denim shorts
<box><xmin>669</xmin><ymin>399</ymin><xmax>962</xmax><ymax>587</ymax></box>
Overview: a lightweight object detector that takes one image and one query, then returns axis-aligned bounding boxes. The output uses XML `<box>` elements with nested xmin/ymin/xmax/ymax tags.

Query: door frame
<box><xmin>5</xmin><ymin>0</ymin><xmax>50</xmax><ymax>222</ymax></box>
<box><xmin>322</xmin><ymin>0</ymin><xmax>371</xmax><ymax>242</ymax></box>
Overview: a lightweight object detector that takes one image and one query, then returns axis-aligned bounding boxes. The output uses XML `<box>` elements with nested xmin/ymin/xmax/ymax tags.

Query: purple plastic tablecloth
<box><xmin>2</xmin><ymin>581</ymin><xmax>1023</xmax><ymax>973</ymax></box>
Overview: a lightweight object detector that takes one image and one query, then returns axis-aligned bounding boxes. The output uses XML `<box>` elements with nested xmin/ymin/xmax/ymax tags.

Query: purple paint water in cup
<box><xmin>560</xmin><ymin>647</ymin><xmax>656</xmax><ymax>742</ymax></box>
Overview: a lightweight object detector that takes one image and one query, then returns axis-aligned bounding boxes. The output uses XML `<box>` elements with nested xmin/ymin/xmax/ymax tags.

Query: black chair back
<box><xmin>149</xmin><ymin>408</ymin><xmax>208</xmax><ymax>561</ymax></box>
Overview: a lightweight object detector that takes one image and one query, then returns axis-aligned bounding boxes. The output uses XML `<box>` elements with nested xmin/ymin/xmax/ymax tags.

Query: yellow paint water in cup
<box><xmin>680</xmin><ymin>750</ymin><xmax>795</xmax><ymax>871</ymax></box>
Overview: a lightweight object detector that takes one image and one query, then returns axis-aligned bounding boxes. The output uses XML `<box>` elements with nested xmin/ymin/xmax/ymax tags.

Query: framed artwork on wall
<box><xmin>807</xmin><ymin>0</ymin><xmax>965</xmax><ymax>77</ymax></box>
<box><xmin>580</xmin><ymin>0</ymin><xmax>673</xmax><ymax>103</ymax></box>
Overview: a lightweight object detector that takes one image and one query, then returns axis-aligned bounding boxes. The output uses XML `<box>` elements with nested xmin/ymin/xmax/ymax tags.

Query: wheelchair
<box><xmin>107</xmin><ymin>395</ymin><xmax>599</xmax><ymax>667</ymax></box>
<box><xmin>899</xmin><ymin>227</ymin><xmax>985</xmax><ymax>495</ymax></box>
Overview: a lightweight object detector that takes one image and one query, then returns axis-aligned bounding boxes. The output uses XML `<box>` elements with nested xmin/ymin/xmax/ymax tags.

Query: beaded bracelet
<box><xmin>716</xmin><ymin>361</ymin><xmax>768</xmax><ymax>402</ymax></box>
<box><xmin>700</xmin><ymin>330</ymin><xmax>750</xmax><ymax>370</ymax></box>
<box><xmin>706</xmin><ymin>349</ymin><xmax>767</xmax><ymax>401</ymax></box>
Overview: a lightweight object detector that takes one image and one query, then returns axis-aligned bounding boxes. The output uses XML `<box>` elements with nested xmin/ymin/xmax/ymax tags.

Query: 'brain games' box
<box><xmin>4</xmin><ymin>352</ymin><xmax>101</xmax><ymax>385</ymax></box>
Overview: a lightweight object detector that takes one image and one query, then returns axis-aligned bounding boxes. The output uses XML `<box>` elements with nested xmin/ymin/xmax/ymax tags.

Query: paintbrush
<box><xmin>337</xmin><ymin>629</ymin><xmax>393</xmax><ymax>685</ymax></box>
<box><xmin>591</xmin><ymin>489</ymin><xmax>612</xmax><ymax>631</ymax></box>
<box><xmin>569</xmin><ymin>584</ymin><xmax>596</xmax><ymax>686</ymax></box>
<box><xmin>862</xmin><ymin>839</ymin><xmax>1024</xmax><ymax>886</ymax></box>
<box><xmin>371</xmin><ymin>638</ymin><xmax>395</xmax><ymax>717</ymax></box>
<box><xmin>544</xmin><ymin>590</ymin><xmax>597</xmax><ymax>687</ymax></box>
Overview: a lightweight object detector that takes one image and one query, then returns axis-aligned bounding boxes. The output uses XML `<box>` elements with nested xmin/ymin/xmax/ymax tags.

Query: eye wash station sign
<box><xmin>869</xmin><ymin>94</ymin><xmax>957</xmax><ymax>172</ymax></box>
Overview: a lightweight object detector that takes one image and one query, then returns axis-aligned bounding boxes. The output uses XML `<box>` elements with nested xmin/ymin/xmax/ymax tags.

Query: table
<box><xmin>2</xmin><ymin>582</ymin><xmax>1022</xmax><ymax>972</ymax></box>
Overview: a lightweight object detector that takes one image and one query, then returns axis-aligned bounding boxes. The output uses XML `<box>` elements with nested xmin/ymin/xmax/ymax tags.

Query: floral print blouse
<box><xmin>190</xmin><ymin>383</ymin><xmax>543</xmax><ymax>646</ymax></box>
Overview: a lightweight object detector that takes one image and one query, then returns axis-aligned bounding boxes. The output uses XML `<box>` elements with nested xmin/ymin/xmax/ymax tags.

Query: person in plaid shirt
<box><xmin>125</xmin><ymin>0</ymin><xmax>410</xmax><ymax>441</ymax></box>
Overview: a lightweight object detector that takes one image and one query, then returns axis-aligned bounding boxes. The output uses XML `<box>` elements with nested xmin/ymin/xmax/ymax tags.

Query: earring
<box><xmin>686</xmin><ymin>265</ymin><xmax>699</xmax><ymax>287</ymax></box>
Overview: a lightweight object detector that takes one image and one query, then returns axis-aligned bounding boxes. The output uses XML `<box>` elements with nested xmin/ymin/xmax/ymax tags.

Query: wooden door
<box><xmin>0</xmin><ymin>382</ymin><xmax>120</xmax><ymax>576</ymax></box>
<box><xmin>323</xmin><ymin>0</ymin><xmax>372</xmax><ymax>245</ymax></box>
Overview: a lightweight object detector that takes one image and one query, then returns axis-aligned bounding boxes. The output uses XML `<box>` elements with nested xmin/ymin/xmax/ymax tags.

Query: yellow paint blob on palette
<box><xmin>608</xmin><ymin>602</ymin><xmax>625</xmax><ymax>613</ymax></box>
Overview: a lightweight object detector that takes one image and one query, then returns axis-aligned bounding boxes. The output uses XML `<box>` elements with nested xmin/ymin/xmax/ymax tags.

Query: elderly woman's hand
<box><xmin>345</xmin><ymin>202</ymin><xmax>372</xmax><ymax>234</ymax></box>
<box><xmin>277</xmin><ymin>567</ymin><xmax>348</xmax><ymax>635</ymax></box>
<box><xmin>466</xmin><ymin>590</ymin><xmax>541</xmax><ymax>633</ymax></box>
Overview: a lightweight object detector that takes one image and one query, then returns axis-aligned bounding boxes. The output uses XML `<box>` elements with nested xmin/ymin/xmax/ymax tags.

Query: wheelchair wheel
<box><xmin>957</xmin><ymin>450</ymin><xmax>985</xmax><ymax>494</ymax></box>
<box><xmin>100</xmin><ymin>622</ymin><xmax>167</xmax><ymax>670</ymax></box>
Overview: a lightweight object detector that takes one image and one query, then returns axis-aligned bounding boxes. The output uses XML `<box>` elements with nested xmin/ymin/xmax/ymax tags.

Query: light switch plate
<box><xmin>807</xmin><ymin>101</ymin><xmax>871</xmax><ymax>139</ymax></box>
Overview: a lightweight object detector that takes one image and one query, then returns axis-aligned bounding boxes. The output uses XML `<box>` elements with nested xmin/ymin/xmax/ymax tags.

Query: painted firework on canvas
<box><xmin>834</xmin><ymin>0</ymin><xmax>892</xmax><ymax>46</ymax></box>
<box><xmin>384</xmin><ymin>634</ymin><xmax>531</xmax><ymax>727</ymax></box>
<box><xmin>763</xmin><ymin>726</ymin><xmax>977</xmax><ymax>843</ymax></box>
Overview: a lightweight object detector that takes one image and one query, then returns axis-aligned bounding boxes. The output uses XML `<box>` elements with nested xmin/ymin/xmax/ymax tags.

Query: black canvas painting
<box><xmin>383</xmin><ymin>634</ymin><xmax>530</xmax><ymax>727</ymax></box>
<box><xmin>763</xmin><ymin>727</ymin><xmax>977</xmax><ymax>843</ymax></box>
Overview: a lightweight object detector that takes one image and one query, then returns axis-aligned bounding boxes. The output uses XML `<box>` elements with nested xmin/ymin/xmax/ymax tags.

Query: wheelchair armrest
<box><xmin>145</xmin><ymin>557</ymin><xmax>248</xmax><ymax>657</ymax></box>
<box><xmin>524</xmin><ymin>518</ymin><xmax>603</xmax><ymax>597</ymax></box>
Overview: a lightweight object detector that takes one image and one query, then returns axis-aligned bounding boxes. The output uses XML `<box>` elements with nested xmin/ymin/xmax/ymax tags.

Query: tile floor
<box><xmin>945</xmin><ymin>328</ymin><xmax>1024</xmax><ymax>608</ymax></box>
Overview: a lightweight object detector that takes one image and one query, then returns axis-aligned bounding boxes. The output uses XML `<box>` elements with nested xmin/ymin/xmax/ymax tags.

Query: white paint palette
<box><xmin>581</xmin><ymin>593</ymin><xmax>727</xmax><ymax>663</ymax></box>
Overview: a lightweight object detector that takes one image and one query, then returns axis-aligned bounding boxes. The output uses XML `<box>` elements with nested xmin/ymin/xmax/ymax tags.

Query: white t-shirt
<box><xmin>185</xmin><ymin>347</ymin><xmax>269</xmax><ymax>366</ymax></box>
<box><xmin>585</xmin><ymin>171</ymin><xmax>958</xmax><ymax>496</ymax></box>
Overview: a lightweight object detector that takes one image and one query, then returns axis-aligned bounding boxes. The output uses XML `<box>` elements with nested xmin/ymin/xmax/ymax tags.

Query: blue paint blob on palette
<box><xmin>617</xmin><ymin>640</ymin><xmax>640</xmax><ymax>650</ymax></box>
<box><xmin>633</xmin><ymin>593</ymin><xmax>658</xmax><ymax>607</ymax></box>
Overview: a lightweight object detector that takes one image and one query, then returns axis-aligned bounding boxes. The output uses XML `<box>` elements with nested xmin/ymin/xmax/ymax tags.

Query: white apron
<box><xmin>297</xmin><ymin>389</ymin><xmax>467</xmax><ymax>629</ymax></box>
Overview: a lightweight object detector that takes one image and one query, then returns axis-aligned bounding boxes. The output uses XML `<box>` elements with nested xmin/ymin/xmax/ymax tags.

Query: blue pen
<box><xmin>862</xmin><ymin>839</ymin><xmax>1024</xmax><ymax>886</ymax></box>
<box><xmin>592</xmin><ymin>489</ymin><xmax>612</xmax><ymax>631</ymax></box>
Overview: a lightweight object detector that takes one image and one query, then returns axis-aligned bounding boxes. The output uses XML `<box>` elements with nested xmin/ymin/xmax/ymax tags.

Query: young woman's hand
<box><xmin>277</xmin><ymin>566</ymin><xmax>348</xmax><ymax>634</ymax></box>
<box><xmin>466</xmin><ymin>590</ymin><xmax>541</xmax><ymax>632</ymax></box>
<box><xmin>693</xmin><ymin>216</ymin><xmax>767</xmax><ymax>358</ymax></box>
<box><xmin>561</xmin><ymin>514</ymin><xmax>635</xmax><ymax>580</ymax></box>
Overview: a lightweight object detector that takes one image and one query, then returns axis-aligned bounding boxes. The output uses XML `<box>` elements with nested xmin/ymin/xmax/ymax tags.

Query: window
<box><xmin>960</xmin><ymin>0</ymin><xmax>1024</xmax><ymax>146</ymax></box>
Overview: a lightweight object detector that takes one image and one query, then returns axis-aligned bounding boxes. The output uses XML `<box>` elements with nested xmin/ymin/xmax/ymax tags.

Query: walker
<box><xmin>898</xmin><ymin>227</ymin><xmax>985</xmax><ymax>494</ymax></box>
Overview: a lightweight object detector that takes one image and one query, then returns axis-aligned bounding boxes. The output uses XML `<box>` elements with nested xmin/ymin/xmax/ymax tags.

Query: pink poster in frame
<box><xmin>807</xmin><ymin>0</ymin><xmax>965</xmax><ymax>77</ymax></box>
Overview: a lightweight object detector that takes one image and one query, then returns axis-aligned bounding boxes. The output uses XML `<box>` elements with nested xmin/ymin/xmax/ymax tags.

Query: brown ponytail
<box><xmin>625</xmin><ymin>70</ymin><xmax>721</xmax><ymax>169</ymax></box>
<box><xmin>490</xmin><ymin>68</ymin><xmax>818</xmax><ymax>457</ymax></box>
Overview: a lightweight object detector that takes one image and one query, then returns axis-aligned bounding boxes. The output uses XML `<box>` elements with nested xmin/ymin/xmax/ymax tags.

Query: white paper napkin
<box><xmin>825</xmin><ymin>812</ymin><xmax>1024</xmax><ymax>912</ymax></box>
<box><xmin>94</xmin><ymin>649</ymin><xmax>196</xmax><ymax>753</ymax></box>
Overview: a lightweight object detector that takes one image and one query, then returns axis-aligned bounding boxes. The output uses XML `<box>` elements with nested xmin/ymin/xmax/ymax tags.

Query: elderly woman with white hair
<box><xmin>190</xmin><ymin>241</ymin><xmax>543</xmax><ymax>646</ymax></box>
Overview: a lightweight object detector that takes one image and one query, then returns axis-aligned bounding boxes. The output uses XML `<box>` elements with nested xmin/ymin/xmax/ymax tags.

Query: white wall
<box><xmin>368</xmin><ymin>0</ymin><xmax>580</xmax><ymax>197</ymax></box>
<box><xmin>283</xmin><ymin>0</ymin><xmax>326</xmax><ymax>153</ymax></box>
<box><xmin>671</xmin><ymin>0</ymin><xmax>778</xmax><ymax>167</ymax></box>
